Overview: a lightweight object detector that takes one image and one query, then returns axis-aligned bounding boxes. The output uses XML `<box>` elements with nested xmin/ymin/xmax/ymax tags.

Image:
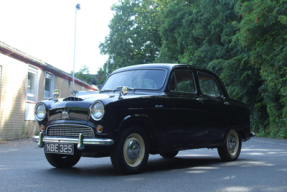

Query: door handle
<box><xmin>196</xmin><ymin>98</ymin><xmax>204</xmax><ymax>104</ymax></box>
<box><xmin>224</xmin><ymin>102</ymin><xmax>230</xmax><ymax>106</ymax></box>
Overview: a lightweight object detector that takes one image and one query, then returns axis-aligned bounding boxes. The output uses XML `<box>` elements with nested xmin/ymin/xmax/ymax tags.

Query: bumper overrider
<box><xmin>32</xmin><ymin>132</ymin><xmax>114</xmax><ymax>150</ymax></box>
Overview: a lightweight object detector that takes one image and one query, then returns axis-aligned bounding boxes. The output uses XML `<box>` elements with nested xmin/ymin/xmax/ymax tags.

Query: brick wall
<box><xmin>0</xmin><ymin>53</ymin><xmax>94</xmax><ymax>140</ymax></box>
<box><xmin>53</xmin><ymin>75</ymin><xmax>90</xmax><ymax>99</ymax></box>
<box><xmin>0</xmin><ymin>54</ymin><xmax>27</xmax><ymax>140</ymax></box>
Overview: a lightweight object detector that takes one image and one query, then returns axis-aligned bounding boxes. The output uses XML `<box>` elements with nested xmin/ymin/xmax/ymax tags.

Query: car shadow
<box><xmin>144</xmin><ymin>156</ymin><xmax>223</xmax><ymax>173</ymax></box>
<box><xmin>44</xmin><ymin>155</ymin><xmax>229</xmax><ymax>177</ymax></box>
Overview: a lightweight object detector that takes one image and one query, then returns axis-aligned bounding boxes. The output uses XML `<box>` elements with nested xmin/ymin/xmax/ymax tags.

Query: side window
<box><xmin>198</xmin><ymin>72</ymin><xmax>222</xmax><ymax>96</ymax></box>
<box><xmin>168</xmin><ymin>70</ymin><xmax>196</xmax><ymax>93</ymax></box>
<box><xmin>26</xmin><ymin>66</ymin><xmax>39</xmax><ymax>120</ymax></box>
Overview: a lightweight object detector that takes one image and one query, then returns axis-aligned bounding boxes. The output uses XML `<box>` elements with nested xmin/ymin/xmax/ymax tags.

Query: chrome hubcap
<box><xmin>228</xmin><ymin>135</ymin><xmax>236</xmax><ymax>151</ymax></box>
<box><xmin>123</xmin><ymin>133</ymin><xmax>145</xmax><ymax>167</ymax></box>
<box><xmin>127</xmin><ymin>140</ymin><xmax>140</xmax><ymax>160</ymax></box>
<box><xmin>227</xmin><ymin>130</ymin><xmax>239</xmax><ymax>155</ymax></box>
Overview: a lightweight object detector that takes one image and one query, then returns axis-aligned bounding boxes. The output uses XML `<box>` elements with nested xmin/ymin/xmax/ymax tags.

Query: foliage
<box><xmin>234</xmin><ymin>0</ymin><xmax>287</xmax><ymax>133</ymax></box>
<box><xmin>71</xmin><ymin>65</ymin><xmax>93</xmax><ymax>84</ymax></box>
<box><xmin>98</xmin><ymin>0</ymin><xmax>287</xmax><ymax>138</ymax></box>
<box><xmin>96</xmin><ymin>67</ymin><xmax>106</xmax><ymax>85</ymax></box>
<box><xmin>99</xmin><ymin>0</ymin><xmax>162</xmax><ymax>73</ymax></box>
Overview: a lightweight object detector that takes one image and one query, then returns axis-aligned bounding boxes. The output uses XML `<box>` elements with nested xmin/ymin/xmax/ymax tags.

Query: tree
<box><xmin>233</xmin><ymin>0</ymin><xmax>287</xmax><ymax>136</ymax></box>
<box><xmin>71</xmin><ymin>65</ymin><xmax>92</xmax><ymax>84</ymax></box>
<box><xmin>97</xmin><ymin>0</ymin><xmax>287</xmax><ymax>138</ymax></box>
<box><xmin>99</xmin><ymin>0</ymin><xmax>162</xmax><ymax>75</ymax></box>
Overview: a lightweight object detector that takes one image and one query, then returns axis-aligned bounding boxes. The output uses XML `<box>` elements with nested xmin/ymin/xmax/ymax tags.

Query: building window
<box><xmin>27</xmin><ymin>66</ymin><xmax>38</xmax><ymax>102</ymax></box>
<box><xmin>44</xmin><ymin>72</ymin><xmax>54</xmax><ymax>100</ymax></box>
<box><xmin>0</xmin><ymin>65</ymin><xmax>2</xmax><ymax>108</ymax></box>
<box><xmin>25</xmin><ymin>66</ymin><xmax>39</xmax><ymax>120</ymax></box>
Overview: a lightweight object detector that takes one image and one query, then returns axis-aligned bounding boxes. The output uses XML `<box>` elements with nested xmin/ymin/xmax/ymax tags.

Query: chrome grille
<box><xmin>47</xmin><ymin>125</ymin><xmax>95</xmax><ymax>137</ymax></box>
<box><xmin>63</xmin><ymin>96</ymin><xmax>83</xmax><ymax>101</ymax></box>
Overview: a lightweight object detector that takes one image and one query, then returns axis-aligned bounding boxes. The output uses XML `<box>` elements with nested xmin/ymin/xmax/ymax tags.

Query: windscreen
<box><xmin>102</xmin><ymin>69</ymin><xmax>167</xmax><ymax>90</ymax></box>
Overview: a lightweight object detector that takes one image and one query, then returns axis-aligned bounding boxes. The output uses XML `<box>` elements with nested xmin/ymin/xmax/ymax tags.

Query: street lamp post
<box><xmin>106</xmin><ymin>55</ymin><xmax>114</xmax><ymax>78</ymax></box>
<box><xmin>72</xmin><ymin>4</ymin><xmax>81</xmax><ymax>93</ymax></box>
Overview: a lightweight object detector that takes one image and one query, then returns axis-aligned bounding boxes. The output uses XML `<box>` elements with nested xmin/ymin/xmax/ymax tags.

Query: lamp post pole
<box><xmin>72</xmin><ymin>4</ymin><xmax>81</xmax><ymax>93</ymax></box>
<box><xmin>106</xmin><ymin>55</ymin><xmax>114</xmax><ymax>78</ymax></box>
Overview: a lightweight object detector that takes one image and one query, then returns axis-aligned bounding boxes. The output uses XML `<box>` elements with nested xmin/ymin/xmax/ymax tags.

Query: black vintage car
<box><xmin>32</xmin><ymin>64</ymin><xmax>253</xmax><ymax>174</ymax></box>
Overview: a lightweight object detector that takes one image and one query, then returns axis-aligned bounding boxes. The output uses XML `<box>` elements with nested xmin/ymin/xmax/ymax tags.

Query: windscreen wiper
<box><xmin>100</xmin><ymin>88</ymin><xmax>115</xmax><ymax>93</ymax></box>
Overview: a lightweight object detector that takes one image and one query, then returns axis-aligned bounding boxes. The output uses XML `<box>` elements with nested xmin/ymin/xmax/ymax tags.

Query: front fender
<box><xmin>115</xmin><ymin>114</ymin><xmax>159</xmax><ymax>153</ymax></box>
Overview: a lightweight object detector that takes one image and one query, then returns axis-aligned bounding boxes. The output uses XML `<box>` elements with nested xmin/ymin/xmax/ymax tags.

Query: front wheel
<box><xmin>45</xmin><ymin>153</ymin><xmax>81</xmax><ymax>168</ymax></box>
<box><xmin>218</xmin><ymin>130</ymin><xmax>241</xmax><ymax>161</ymax></box>
<box><xmin>110</xmin><ymin>126</ymin><xmax>149</xmax><ymax>174</ymax></box>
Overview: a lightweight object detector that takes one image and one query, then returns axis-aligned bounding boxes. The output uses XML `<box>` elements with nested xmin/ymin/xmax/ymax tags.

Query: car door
<box><xmin>197</xmin><ymin>71</ymin><xmax>227</xmax><ymax>142</ymax></box>
<box><xmin>166</xmin><ymin>69</ymin><xmax>206</xmax><ymax>145</ymax></box>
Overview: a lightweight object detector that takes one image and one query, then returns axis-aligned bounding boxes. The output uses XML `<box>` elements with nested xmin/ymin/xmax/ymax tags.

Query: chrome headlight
<box><xmin>91</xmin><ymin>101</ymin><xmax>105</xmax><ymax>121</ymax></box>
<box><xmin>35</xmin><ymin>103</ymin><xmax>46</xmax><ymax>121</ymax></box>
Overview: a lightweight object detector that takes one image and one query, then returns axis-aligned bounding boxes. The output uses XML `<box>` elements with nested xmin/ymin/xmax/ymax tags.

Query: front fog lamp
<box><xmin>35</xmin><ymin>103</ymin><xmax>46</xmax><ymax>121</ymax></box>
<box><xmin>91</xmin><ymin>102</ymin><xmax>104</xmax><ymax>121</ymax></box>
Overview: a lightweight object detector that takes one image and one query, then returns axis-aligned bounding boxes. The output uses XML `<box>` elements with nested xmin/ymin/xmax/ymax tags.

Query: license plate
<box><xmin>45</xmin><ymin>143</ymin><xmax>74</xmax><ymax>155</ymax></box>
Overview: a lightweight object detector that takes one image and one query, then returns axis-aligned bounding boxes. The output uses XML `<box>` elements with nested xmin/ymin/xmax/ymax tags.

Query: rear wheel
<box><xmin>45</xmin><ymin>153</ymin><xmax>81</xmax><ymax>168</ymax></box>
<box><xmin>218</xmin><ymin>130</ymin><xmax>241</xmax><ymax>161</ymax></box>
<box><xmin>160</xmin><ymin>151</ymin><xmax>178</xmax><ymax>158</ymax></box>
<box><xmin>110</xmin><ymin>126</ymin><xmax>149</xmax><ymax>174</ymax></box>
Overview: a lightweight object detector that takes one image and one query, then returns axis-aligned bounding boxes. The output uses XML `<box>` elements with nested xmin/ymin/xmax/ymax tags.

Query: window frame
<box><xmin>102</xmin><ymin>69</ymin><xmax>167</xmax><ymax>91</ymax></box>
<box><xmin>25</xmin><ymin>65</ymin><xmax>39</xmax><ymax>121</ymax></box>
<box><xmin>26</xmin><ymin>65</ymin><xmax>39</xmax><ymax>103</ymax></box>
<box><xmin>0</xmin><ymin>65</ymin><xmax>2</xmax><ymax>109</ymax></box>
<box><xmin>44</xmin><ymin>72</ymin><xmax>54</xmax><ymax>100</ymax></box>
<box><xmin>197</xmin><ymin>71</ymin><xmax>223</xmax><ymax>97</ymax></box>
<box><xmin>168</xmin><ymin>70</ymin><xmax>197</xmax><ymax>94</ymax></box>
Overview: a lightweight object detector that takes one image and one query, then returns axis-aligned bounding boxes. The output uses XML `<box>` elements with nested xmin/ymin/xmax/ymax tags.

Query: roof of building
<box><xmin>0</xmin><ymin>41</ymin><xmax>97</xmax><ymax>91</ymax></box>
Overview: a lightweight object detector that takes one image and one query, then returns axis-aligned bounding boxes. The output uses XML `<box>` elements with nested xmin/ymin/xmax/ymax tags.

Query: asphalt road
<box><xmin>0</xmin><ymin>137</ymin><xmax>287</xmax><ymax>192</ymax></box>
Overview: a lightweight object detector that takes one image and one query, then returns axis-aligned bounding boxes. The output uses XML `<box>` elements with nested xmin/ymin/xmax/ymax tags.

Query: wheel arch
<box><xmin>116</xmin><ymin>114</ymin><xmax>159</xmax><ymax>154</ymax></box>
<box><xmin>223</xmin><ymin>127</ymin><xmax>246</xmax><ymax>142</ymax></box>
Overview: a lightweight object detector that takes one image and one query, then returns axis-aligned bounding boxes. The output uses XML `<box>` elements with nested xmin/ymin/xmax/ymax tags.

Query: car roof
<box><xmin>111</xmin><ymin>63</ymin><xmax>207</xmax><ymax>74</ymax></box>
<box><xmin>110</xmin><ymin>63</ymin><xmax>229</xmax><ymax>97</ymax></box>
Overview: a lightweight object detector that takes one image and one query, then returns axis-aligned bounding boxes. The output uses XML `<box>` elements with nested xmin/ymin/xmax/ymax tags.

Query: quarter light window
<box><xmin>198</xmin><ymin>72</ymin><xmax>222</xmax><ymax>96</ymax></box>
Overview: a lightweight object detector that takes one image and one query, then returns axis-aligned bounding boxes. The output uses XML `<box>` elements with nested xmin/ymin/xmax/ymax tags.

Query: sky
<box><xmin>0</xmin><ymin>0</ymin><xmax>119</xmax><ymax>74</ymax></box>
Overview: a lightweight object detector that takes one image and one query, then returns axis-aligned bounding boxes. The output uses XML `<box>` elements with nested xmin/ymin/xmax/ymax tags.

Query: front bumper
<box><xmin>32</xmin><ymin>132</ymin><xmax>114</xmax><ymax>150</ymax></box>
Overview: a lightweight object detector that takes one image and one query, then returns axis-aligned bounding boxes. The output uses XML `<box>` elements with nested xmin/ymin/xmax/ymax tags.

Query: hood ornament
<box><xmin>118</xmin><ymin>86</ymin><xmax>134</xmax><ymax>100</ymax></box>
<box><xmin>71</xmin><ymin>90</ymin><xmax>78</xmax><ymax>96</ymax></box>
<box><xmin>53</xmin><ymin>89</ymin><xmax>59</xmax><ymax>100</ymax></box>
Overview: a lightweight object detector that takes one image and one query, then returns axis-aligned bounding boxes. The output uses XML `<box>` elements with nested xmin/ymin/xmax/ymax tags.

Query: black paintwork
<box><xmin>36</xmin><ymin>64</ymin><xmax>251</xmax><ymax>155</ymax></box>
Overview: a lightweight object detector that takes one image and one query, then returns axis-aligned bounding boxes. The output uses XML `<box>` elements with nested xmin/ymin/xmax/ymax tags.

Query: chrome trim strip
<box><xmin>32</xmin><ymin>135</ymin><xmax>114</xmax><ymax>145</ymax></box>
